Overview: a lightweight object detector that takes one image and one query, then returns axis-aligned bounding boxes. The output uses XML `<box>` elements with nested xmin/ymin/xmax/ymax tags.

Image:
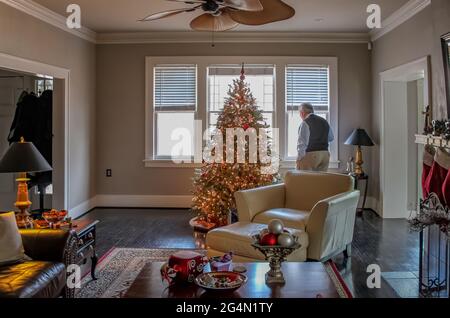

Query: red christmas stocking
<box><xmin>422</xmin><ymin>145</ymin><xmax>435</xmax><ymax>199</ymax></box>
<box><xmin>442</xmin><ymin>162</ymin><xmax>450</xmax><ymax>206</ymax></box>
<box><xmin>425</xmin><ymin>148</ymin><xmax>450</xmax><ymax>203</ymax></box>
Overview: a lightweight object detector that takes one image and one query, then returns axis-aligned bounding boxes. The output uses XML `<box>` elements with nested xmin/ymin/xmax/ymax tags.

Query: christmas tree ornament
<box><xmin>260</xmin><ymin>233</ymin><xmax>278</xmax><ymax>246</ymax></box>
<box><xmin>268</xmin><ymin>219</ymin><xmax>284</xmax><ymax>235</ymax></box>
<box><xmin>277</xmin><ymin>233</ymin><xmax>294</xmax><ymax>248</ymax></box>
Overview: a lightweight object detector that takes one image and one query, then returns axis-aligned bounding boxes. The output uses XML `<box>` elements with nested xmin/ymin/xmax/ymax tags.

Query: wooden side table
<box><xmin>352</xmin><ymin>174</ymin><xmax>369</xmax><ymax>215</ymax></box>
<box><xmin>71</xmin><ymin>219</ymin><xmax>99</xmax><ymax>280</ymax></box>
<box><xmin>339</xmin><ymin>172</ymin><xmax>369</xmax><ymax>216</ymax></box>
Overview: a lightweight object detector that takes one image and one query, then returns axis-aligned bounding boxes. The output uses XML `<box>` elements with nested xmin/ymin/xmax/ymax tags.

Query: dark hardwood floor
<box><xmin>80</xmin><ymin>208</ymin><xmax>420</xmax><ymax>298</ymax></box>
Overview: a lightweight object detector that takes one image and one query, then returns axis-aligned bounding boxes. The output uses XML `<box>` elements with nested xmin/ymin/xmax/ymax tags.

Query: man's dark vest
<box><xmin>304</xmin><ymin>114</ymin><xmax>331</xmax><ymax>152</ymax></box>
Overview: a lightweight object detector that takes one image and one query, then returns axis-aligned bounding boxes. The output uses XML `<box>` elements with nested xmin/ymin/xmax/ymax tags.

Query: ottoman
<box><xmin>206</xmin><ymin>222</ymin><xmax>309</xmax><ymax>262</ymax></box>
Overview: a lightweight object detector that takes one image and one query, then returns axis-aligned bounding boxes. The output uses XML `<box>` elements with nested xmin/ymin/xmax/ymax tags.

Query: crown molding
<box><xmin>0</xmin><ymin>0</ymin><xmax>97</xmax><ymax>43</ymax></box>
<box><xmin>370</xmin><ymin>0</ymin><xmax>431</xmax><ymax>42</ymax></box>
<box><xmin>2</xmin><ymin>0</ymin><xmax>429</xmax><ymax>45</ymax></box>
<box><xmin>97</xmin><ymin>31</ymin><xmax>370</xmax><ymax>45</ymax></box>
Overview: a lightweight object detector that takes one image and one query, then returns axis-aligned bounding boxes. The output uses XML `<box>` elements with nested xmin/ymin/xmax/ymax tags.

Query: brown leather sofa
<box><xmin>0</xmin><ymin>229</ymin><xmax>77</xmax><ymax>298</ymax></box>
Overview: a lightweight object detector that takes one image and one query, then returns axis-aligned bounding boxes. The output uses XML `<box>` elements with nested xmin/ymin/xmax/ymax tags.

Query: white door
<box><xmin>0</xmin><ymin>77</ymin><xmax>24</xmax><ymax>211</ymax></box>
<box><xmin>383</xmin><ymin>81</ymin><xmax>409</xmax><ymax>218</ymax></box>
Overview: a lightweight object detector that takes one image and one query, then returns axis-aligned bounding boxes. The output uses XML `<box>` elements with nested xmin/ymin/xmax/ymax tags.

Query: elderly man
<box><xmin>297</xmin><ymin>103</ymin><xmax>334</xmax><ymax>171</ymax></box>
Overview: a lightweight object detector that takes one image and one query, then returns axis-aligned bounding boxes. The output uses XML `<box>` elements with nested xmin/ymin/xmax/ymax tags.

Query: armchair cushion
<box><xmin>253</xmin><ymin>208</ymin><xmax>309</xmax><ymax>230</ymax></box>
<box><xmin>0</xmin><ymin>212</ymin><xmax>25</xmax><ymax>266</ymax></box>
<box><xmin>0</xmin><ymin>261</ymin><xmax>65</xmax><ymax>298</ymax></box>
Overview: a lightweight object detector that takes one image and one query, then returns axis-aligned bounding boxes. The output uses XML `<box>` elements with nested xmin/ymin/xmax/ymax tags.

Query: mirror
<box><xmin>442</xmin><ymin>32</ymin><xmax>450</xmax><ymax>115</ymax></box>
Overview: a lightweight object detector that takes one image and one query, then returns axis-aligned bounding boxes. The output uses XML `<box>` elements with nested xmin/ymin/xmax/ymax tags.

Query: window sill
<box><xmin>144</xmin><ymin>159</ymin><xmax>340</xmax><ymax>170</ymax></box>
<box><xmin>280</xmin><ymin>160</ymin><xmax>341</xmax><ymax>170</ymax></box>
<box><xmin>144</xmin><ymin>160</ymin><xmax>203</xmax><ymax>168</ymax></box>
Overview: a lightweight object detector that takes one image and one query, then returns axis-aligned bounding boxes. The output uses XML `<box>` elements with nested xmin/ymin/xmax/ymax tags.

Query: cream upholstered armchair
<box><xmin>234</xmin><ymin>171</ymin><xmax>360</xmax><ymax>262</ymax></box>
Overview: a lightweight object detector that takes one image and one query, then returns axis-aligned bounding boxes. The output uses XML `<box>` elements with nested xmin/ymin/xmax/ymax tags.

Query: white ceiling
<box><xmin>33</xmin><ymin>0</ymin><xmax>409</xmax><ymax>33</ymax></box>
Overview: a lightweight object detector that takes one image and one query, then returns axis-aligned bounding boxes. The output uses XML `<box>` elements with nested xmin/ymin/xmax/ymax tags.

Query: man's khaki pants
<box><xmin>296</xmin><ymin>151</ymin><xmax>331</xmax><ymax>172</ymax></box>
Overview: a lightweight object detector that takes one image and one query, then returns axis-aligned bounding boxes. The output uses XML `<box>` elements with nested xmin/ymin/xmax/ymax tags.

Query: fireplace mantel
<box><xmin>415</xmin><ymin>134</ymin><xmax>450</xmax><ymax>149</ymax></box>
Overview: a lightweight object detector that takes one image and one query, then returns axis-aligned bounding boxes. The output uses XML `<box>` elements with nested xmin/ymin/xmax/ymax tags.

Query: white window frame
<box><xmin>144</xmin><ymin>56</ymin><xmax>339</xmax><ymax>169</ymax></box>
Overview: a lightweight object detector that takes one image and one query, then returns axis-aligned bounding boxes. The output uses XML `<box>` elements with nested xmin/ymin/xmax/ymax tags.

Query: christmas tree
<box><xmin>192</xmin><ymin>66</ymin><xmax>279</xmax><ymax>228</ymax></box>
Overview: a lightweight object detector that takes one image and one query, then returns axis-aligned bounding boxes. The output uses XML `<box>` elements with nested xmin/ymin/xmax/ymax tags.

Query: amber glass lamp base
<box><xmin>14</xmin><ymin>172</ymin><xmax>34</xmax><ymax>229</ymax></box>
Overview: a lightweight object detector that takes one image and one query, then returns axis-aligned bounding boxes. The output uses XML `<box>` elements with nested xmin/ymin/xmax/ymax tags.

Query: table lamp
<box><xmin>345</xmin><ymin>129</ymin><xmax>374</xmax><ymax>176</ymax></box>
<box><xmin>0</xmin><ymin>137</ymin><xmax>52</xmax><ymax>228</ymax></box>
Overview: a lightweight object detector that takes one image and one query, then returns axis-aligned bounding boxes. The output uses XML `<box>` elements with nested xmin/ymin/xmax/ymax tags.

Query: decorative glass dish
<box><xmin>195</xmin><ymin>272</ymin><xmax>247</xmax><ymax>293</ymax></box>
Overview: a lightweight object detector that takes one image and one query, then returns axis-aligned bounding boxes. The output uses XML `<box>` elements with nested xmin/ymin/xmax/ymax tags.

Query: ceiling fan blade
<box><xmin>222</xmin><ymin>0</ymin><xmax>263</xmax><ymax>12</ymax></box>
<box><xmin>139</xmin><ymin>7</ymin><xmax>199</xmax><ymax>22</ymax></box>
<box><xmin>228</xmin><ymin>0</ymin><xmax>295</xmax><ymax>25</ymax></box>
<box><xmin>190</xmin><ymin>11</ymin><xmax>239</xmax><ymax>32</ymax></box>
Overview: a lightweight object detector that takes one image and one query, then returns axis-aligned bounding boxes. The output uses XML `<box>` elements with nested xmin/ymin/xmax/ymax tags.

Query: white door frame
<box><xmin>380</xmin><ymin>56</ymin><xmax>431</xmax><ymax>218</ymax></box>
<box><xmin>0</xmin><ymin>52</ymin><xmax>70</xmax><ymax>210</ymax></box>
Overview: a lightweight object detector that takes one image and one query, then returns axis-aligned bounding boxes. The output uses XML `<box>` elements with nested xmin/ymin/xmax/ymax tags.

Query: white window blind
<box><xmin>286</xmin><ymin>65</ymin><xmax>329</xmax><ymax>111</ymax></box>
<box><xmin>154</xmin><ymin>65</ymin><xmax>197</xmax><ymax>111</ymax></box>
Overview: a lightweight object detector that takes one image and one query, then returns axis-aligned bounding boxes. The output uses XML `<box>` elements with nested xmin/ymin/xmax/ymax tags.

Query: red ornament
<box><xmin>260</xmin><ymin>233</ymin><xmax>278</xmax><ymax>246</ymax></box>
<box><xmin>243</xmin><ymin>124</ymin><xmax>250</xmax><ymax>131</ymax></box>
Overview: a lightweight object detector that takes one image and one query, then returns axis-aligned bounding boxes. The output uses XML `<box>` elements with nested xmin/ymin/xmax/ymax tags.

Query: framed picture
<box><xmin>442</xmin><ymin>32</ymin><xmax>450</xmax><ymax>115</ymax></box>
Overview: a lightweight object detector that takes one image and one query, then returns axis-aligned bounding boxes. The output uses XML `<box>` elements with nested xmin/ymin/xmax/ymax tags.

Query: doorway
<box><xmin>0</xmin><ymin>68</ymin><xmax>54</xmax><ymax>213</ymax></box>
<box><xmin>380</xmin><ymin>57</ymin><xmax>431</xmax><ymax>219</ymax></box>
<box><xmin>0</xmin><ymin>52</ymin><xmax>69</xmax><ymax>212</ymax></box>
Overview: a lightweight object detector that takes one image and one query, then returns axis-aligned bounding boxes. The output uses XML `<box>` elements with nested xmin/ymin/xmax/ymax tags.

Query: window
<box><xmin>153</xmin><ymin>65</ymin><xmax>197</xmax><ymax>159</ymax></box>
<box><xmin>35</xmin><ymin>78</ymin><xmax>53</xmax><ymax>96</ymax></box>
<box><xmin>208</xmin><ymin>65</ymin><xmax>275</xmax><ymax>129</ymax></box>
<box><xmin>146</xmin><ymin>57</ymin><xmax>338</xmax><ymax>168</ymax></box>
<box><xmin>286</xmin><ymin>65</ymin><xmax>331</xmax><ymax>159</ymax></box>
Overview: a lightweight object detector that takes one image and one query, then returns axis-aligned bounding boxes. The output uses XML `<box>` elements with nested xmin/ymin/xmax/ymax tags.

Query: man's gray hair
<box><xmin>299</xmin><ymin>103</ymin><xmax>314</xmax><ymax>114</ymax></box>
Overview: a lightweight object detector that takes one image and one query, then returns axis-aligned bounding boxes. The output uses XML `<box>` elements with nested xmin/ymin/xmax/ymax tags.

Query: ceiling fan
<box><xmin>139</xmin><ymin>0</ymin><xmax>296</xmax><ymax>32</ymax></box>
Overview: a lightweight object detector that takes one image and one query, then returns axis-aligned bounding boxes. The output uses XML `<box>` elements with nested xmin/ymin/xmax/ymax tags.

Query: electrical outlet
<box><xmin>106</xmin><ymin>169</ymin><xmax>112</xmax><ymax>177</ymax></box>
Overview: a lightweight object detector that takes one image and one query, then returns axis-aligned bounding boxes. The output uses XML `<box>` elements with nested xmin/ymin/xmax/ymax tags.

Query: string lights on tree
<box><xmin>191</xmin><ymin>65</ymin><xmax>279</xmax><ymax>228</ymax></box>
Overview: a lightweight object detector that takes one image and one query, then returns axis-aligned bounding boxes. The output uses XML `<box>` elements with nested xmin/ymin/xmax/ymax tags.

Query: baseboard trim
<box><xmin>69</xmin><ymin>195</ymin><xmax>193</xmax><ymax>218</ymax></box>
<box><xmin>70</xmin><ymin>197</ymin><xmax>98</xmax><ymax>219</ymax></box>
<box><xmin>71</xmin><ymin>194</ymin><xmax>378</xmax><ymax>219</ymax></box>
<box><xmin>365</xmin><ymin>196</ymin><xmax>380</xmax><ymax>216</ymax></box>
<box><xmin>94</xmin><ymin>195</ymin><xmax>192</xmax><ymax>209</ymax></box>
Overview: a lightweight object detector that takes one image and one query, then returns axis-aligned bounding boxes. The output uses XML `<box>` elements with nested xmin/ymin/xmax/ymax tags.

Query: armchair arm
<box><xmin>306</xmin><ymin>190</ymin><xmax>360</xmax><ymax>261</ymax></box>
<box><xmin>234</xmin><ymin>184</ymin><xmax>285</xmax><ymax>222</ymax></box>
<box><xmin>19</xmin><ymin>229</ymin><xmax>77</xmax><ymax>263</ymax></box>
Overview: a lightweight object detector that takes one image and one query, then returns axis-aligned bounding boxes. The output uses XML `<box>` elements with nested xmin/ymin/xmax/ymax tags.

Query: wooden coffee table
<box><xmin>125</xmin><ymin>262</ymin><xmax>341</xmax><ymax>298</ymax></box>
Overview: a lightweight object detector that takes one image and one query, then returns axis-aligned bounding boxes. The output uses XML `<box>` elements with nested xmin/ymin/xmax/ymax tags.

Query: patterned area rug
<box><xmin>77</xmin><ymin>248</ymin><xmax>193</xmax><ymax>298</ymax></box>
<box><xmin>77</xmin><ymin>248</ymin><xmax>352</xmax><ymax>298</ymax></box>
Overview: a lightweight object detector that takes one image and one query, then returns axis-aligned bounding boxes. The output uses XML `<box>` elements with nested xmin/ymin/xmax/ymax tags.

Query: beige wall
<box><xmin>96</xmin><ymin>42</ymin><xmax>371</xmax><ymax>196</ymax></box>
<box><xmin>371</xmin><ymin>0</ymin><xmax>450</xmax><ymax>213</ymax></box>
<box><xmin>0</xmin><ymin>3</ymin><xmax>96</xmax><ymax>210</ymax></box>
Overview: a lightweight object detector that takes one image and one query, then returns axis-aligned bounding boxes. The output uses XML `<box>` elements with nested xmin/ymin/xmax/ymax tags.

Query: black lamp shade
<box><xmin>345</xmin><ymin>129</ymin><xmax>375</xmax><ymax>147</ymax></box>
<box><xmin>0</xmin><ymin>141</ymin><xmax>52</xmax><ymax>173</ymax></box>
